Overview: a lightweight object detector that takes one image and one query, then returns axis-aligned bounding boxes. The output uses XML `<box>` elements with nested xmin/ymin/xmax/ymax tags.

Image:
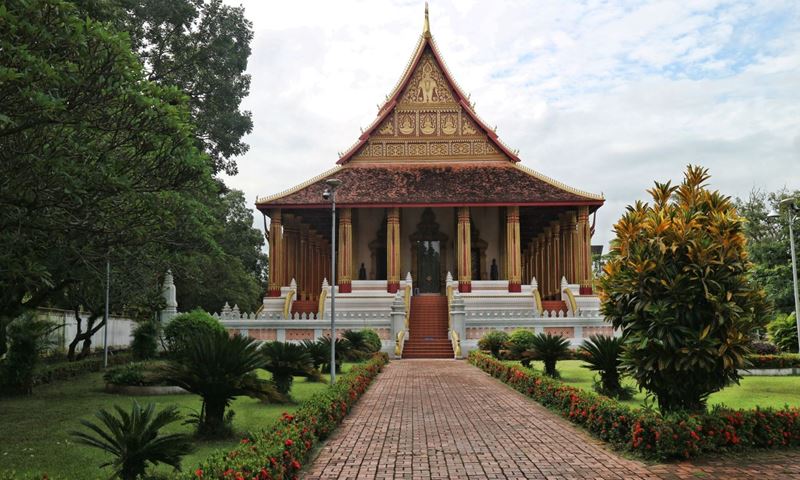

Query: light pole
<box><xmin>770</xmin><ymin>197</ymin><xmax>800</xmax><ymax>353</ymax></box>
<box><xmin>323</xmin><ymin>178</ymin><xmax>342</xmax><ymax>384</ymax></box>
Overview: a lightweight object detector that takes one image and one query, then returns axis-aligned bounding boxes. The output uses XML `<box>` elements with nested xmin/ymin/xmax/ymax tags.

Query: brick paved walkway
<box><xmin>304</xmin><ymin>360</ymin><xmax>800</xmax><ymax>480</ymax></box>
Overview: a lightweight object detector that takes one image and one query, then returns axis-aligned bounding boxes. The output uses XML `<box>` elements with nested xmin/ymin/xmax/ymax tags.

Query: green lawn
<box><xmin>0</xmin><ymin>367</ymin><xmax>350</xmax><ymax>479</ymax></box>
<box><xmin>518</xmin><ymin>360</ymin><xmax>800</xmax><ymax>410</ymax></box>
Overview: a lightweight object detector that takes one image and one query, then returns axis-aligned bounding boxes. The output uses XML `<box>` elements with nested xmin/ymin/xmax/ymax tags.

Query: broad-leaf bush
<box><xmin>185</xmin><ymin>353</ymin><xmax>388</xmax><ymax>479</ymax></box>
<box><xmin>767</xmin><ymin>312</ymin><xmax>798</xmax><ymax>353</ymax></box>
<box><xmin>163</xmin><ymin>309</ymin><xmax>225</xmax><ymax>356</ymax></box>
<box><xmin>505</xmin><ymin>329</ymin><xmax>537</xmax><ymax>367</ymax></box>
<box><xmin>470</xmin><ymin>351</ymin><xmax>800</xmax><ymax>460</ymax></box>
<box><xmin>599</xmin><ymin>166</ymin><xmax>768</xmax><ymax>412</ymax></box>
<box><xmin>478</xmin><ymin>330</ymin><xmax>509</xmax><ymax>358</ymax></box>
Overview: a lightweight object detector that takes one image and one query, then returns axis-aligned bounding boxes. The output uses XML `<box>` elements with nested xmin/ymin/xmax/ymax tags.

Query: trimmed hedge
<box><xmin>745</xmin><ymin>354</ymin><xmax>800</xmax><ymax>369</ymax></box>
<box><xmin>187</xmin><ymin>352</ymin><xmax>389</xmax><ymax>479</ymax></box>
<box><xmin>31</xmin><ymin>353</ymin><xmax>132</xmax><ymax>386</ymax></box>
<box><xmin>470</xmin><ymin>351</ymin><xmax>800</xmax><ymax>460</ymax></box>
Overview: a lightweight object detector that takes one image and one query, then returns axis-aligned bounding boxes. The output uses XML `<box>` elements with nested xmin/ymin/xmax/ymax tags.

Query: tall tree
<box><xmin>735</xmin><ymin>189</ymin><xmax>800</xmax><ymax>314</ymax></box>
<box><xmin>77</xmin><ymin>0</ymin><xmax>254</xmax><ymax>175</ymax></box>
<box><xmin>0</xmin><ymin>0</ymin><xmax>215</xmax><ymax>352</ymax></box>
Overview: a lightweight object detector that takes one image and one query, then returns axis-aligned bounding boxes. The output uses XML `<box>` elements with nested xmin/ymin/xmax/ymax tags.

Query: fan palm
<box><xmin>316</xmin><ymin>335</ymin><xmax>351</xmax><ymax>374</ymax></box>
<box><xmin>161</xmin><ymin>331</ymin><xmax>282</xmax><ymax>437</ymax></box>
<box><xmin>261</xmin><ymin>341</ymin><xmax>315</xmax><ymax>395</ymax></box>
<box><xmin>529</xmin><ymin>333</ymin><xmax>571</xmax><ymax>378</ymax></box>
<box><xmin>301</xmin><ymin>338</ymin><xmax>327</xmax><ymax>371</ymax></box>
<box><xmin>70</xmin><ymin>402</ymin><xmax>193</xmax><ymax>480</ymax></box>
<box><xmin>342</xmin><ymin>330</ymin><xmax>370</xmax><ymax>360</ymax></box>
<box><xmin>580</xmin><ymin>335</ymin><xmax>628</xmax><ymax>398</ymax></box>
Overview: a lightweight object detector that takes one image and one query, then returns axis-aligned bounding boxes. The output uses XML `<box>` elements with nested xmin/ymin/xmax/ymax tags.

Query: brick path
<box><xmin>304</xmin><ymin>360</ymin><xmax>800</xmax><ymax>480</ymax></box>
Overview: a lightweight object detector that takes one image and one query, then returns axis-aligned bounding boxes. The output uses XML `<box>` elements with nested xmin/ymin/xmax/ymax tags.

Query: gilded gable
<box><xmin>400</xmin><ymin>51</ymin><xmax>456</xmax><ymax>105</ymax></box>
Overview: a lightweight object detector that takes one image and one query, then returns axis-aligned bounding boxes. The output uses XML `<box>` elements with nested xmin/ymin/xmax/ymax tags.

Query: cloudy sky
<box><xmin>221</xmin><ymin>0</ymin><xmax>800</xmax><ymax>248</ymax></box>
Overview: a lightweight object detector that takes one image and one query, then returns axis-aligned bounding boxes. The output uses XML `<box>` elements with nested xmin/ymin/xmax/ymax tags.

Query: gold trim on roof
<box><xmin>256</xmin><ymin>165</ymin><xmax>343</xmax><ymax>205</ymax></box>
<box><xmin>513</xmin><ymin>163</ymin><xmax>604</xmax><ymax>201</ymax></box>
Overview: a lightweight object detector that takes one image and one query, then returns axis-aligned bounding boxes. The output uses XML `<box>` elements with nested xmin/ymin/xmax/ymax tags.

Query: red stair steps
<box><xmin>402</xmin><ymin>296</ymin><xmax>453</xmax><ymax>359</ymax></box>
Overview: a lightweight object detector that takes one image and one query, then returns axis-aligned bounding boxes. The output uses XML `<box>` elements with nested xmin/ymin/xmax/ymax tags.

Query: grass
<box><xmin>0</xmin><ymin>366</ymin><xmax>352</xmax><ymax>479</ymax></box>
<box><xmin>519</xmin><ymin>359</ymin><xmax>800</xmax><ymax>410</ymax></box>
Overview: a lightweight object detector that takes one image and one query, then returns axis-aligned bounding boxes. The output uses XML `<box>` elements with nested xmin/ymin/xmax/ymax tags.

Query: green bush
<box><xmin>471</xmin><ymin>351</ymin><xmax>800</xmax><ymax>460</ymax></box>
<box><xmin>0</xmin><ymin>313</ymin><xmax>52</xmax><ymax>395</ymax></box>
<box><xmin>505</xmin><ymin>329</ymin><xmax>537</xmax><ymax>366</ymax></box>
<box><xmin>183</xmin><ymin>353</ymin><xmax>388</xmax><ymax>479</ymax></box>
<box><xmin>600</xmin><ymin>166</ymin><xmax>768</xmax><ymax>413</ymax></box>
<box><xmin>32</xmin><ymin>352</ymin><xmax>131</xmax><ymax>386</ymax></box>
<box><xmin>71</xmin><ymin>402</ymin><xmax>194</xmax><ymax>480</ymax></box>
<box><xmin>745</xmin><ymin>353</ymin><xmax>800</xmax><ymax>369</ymax></box>
<box><xmin>477</xmin><ymin>330</ymin><xmax>509</xmax><ymax>358</ymax></box>
<box><xmin>261</xmin><ymin>341</ymin><xmax>316</xmax><ymax>396</ymax></box>
<box><xmin>131</xmin><ymin>319</ymin><xmax>159</xmax><ymax>360</ymax></box>
<box><xmin>579</xmin><ymin>335</ymin><xmax>631</xmax><ymax>399</ymax></box>
<box><xmin>529</xmin><ymin>333</ymin><xmax>571</xmax><ymax>378</ymax></box>
<box><xmin>361</xmin><ymin>328</ymin><xmax>383</xmax><ymax>354</ymax></box>
<box><xmin>767</xmin><ymin>312</ymin><xmax>798</xmax><ymax>353</ymax></box>
<box><xmin>163</xmin><ymin>309</ymin><xmax>225</xmax><ymax>355</ymax></box>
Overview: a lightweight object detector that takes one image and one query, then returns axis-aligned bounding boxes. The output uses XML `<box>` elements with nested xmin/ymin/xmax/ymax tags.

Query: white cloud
<box><xmin>222</xmin><ymin>0</ymin><xmax>800</xmax><ymax>248</ymax></box>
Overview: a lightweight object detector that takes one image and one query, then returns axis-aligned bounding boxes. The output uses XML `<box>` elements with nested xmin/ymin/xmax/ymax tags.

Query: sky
<box><xmin>220</xmin><ymin>0</ymin><xmax>800</xmax><ymax>249</ymax></box>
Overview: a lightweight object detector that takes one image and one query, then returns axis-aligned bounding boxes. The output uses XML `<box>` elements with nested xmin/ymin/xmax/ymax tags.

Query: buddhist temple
<box><xmin>219</xmin><ymin>5</ymin><xmax>611</xmax><ymax>358</ymax></box>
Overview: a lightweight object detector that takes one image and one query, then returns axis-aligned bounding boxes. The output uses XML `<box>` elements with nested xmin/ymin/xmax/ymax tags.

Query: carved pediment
<box><xmin>400</xmin><ymin>51</ymin><xmax>456</xmax><ymax>105</ymax></box>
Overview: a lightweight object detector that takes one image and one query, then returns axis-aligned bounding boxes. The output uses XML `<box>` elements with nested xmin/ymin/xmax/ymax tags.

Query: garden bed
<box><xmin>103</xmin><ymin>384</ymin><xmax>188</xmax><ymax>395</ymax></box>
<box><xmin>471</xmin><ymin>351</ymin><xmax>800</xmax><ymax>460</ymax></box>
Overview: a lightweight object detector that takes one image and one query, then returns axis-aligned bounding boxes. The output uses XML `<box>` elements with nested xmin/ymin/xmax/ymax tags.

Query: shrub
<box><xmin>104</xmin><ymin>363</ymin><xmax>147</xmax><ymax>386</ymax></box>
<box><xmin>580</xmin><ymin>335</ymin><xmax>631</xmax><ymax>399</ymax></box>
<box><xmin>600</xmin><ymin>166</ymin><xmax>768</xmax><ymax>413</ymax></box>
<box><xmin>131</xmin><ymin>319</ymin><xmax>159</xmax><ymax>360</ymax></box>
<box><xmin>478</xmin><ymin>330</ymin><xmax>509</xmax><ymax>358</ymax></box>
<box><xmin>528</xmin><ymin>333</ymin><xmax>571</xmax><ymax>377</ymax></box>
<box><xmin>744</xmin><ymin>354</ymin><xmax>800</xmax><ymax>369</ymax></box>
<box><xmin>300</xmin><ymin>339</ymin><xmax>327</xmax><ymax>372</ymax></box>
<box><xmin>505</xmin><ymin>329</ymin><xmax>537</xmax><ymax>367</ymax></box>
<box><xmin>71</xmin><ymin>402</ymin><xmax>194</xmax><ymax>480</ymax></box>
<box><xmin>470</xmin><ymin>351</ymin><xmax>800</xmax><ymax>460</ymax></box>
<box><xmin>361</xmin><ymin>328</ymin><xmax>383</xmax><ymax>354</ymax></box>
<box><xmin>261</xmin><ymin>341</ymin><xmax>316</xmax><ymax>396</ymax></box>
<box><xmin>0</xmin><ymin>313</ymin><xmax>52</xmax><ymax>395</ymax></box>
<box><xmin>748</xmin><ymin>340</ymin><xmax>779</xmax><ymax>355</ymax></box>
<box><xmin>768</xmin><ymin>312</ymin><xmax>798</xmax><ymax>353</ymax></box>
<box><xmin>163</xmin><ymin>309</ymin><xmax>225</xmax><ymax>355</ymax></box>
<box><xmin>342</xmin><ymin>330</ymin><xmax>370</xmax><ymax>361</ymax></box>
<box><xmin>184</xmin><ymin>353</ymin><xmax>388</xmax><ymax>479</ymax></box>
<box><xmin>162</xmin><ymin>331</ymin><xmax>283</xmax><ymax>437</ymax></box>
<box><xmin>316</xmin><ymin>335</ymin><xmax>349</xmax><ymax>373</ymax></box>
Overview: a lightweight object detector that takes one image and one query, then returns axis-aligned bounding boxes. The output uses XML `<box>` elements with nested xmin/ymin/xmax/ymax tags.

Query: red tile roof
<box><xmin>256</xmin><ymin>163</ymin><xmax>603</xmax><ymax>210</ymax></box>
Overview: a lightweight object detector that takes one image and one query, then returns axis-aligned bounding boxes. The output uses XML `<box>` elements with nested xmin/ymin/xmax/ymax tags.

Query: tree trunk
<box><xmin>67</xmin><ymin>309</ymin><xmax>104</xmax><ymax>361</ymax></box>
<box><xmin>202</xmin><ymin>399</ymin><xmax>228</xmax><ymax>436</ymax></box>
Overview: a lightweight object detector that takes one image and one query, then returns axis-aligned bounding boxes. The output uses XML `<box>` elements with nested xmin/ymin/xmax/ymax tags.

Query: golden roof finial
<box><xmin>423</xmin><ymin>2</ymin><xmax>430</xmax><ymax>36</ymax></box>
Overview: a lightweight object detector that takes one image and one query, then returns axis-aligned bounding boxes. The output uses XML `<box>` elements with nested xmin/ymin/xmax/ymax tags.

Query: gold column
<box><xmin>564</xmin><ymin>212</ymin><xmax>577</xmax><ymax>283</ymax></box>
<box><xmin>506</xmin><ymin>206</ymin><xmax>522</xmax><ymax>292</ymax></box>
<box><xmin>576</xmin><ymin>206</ymin><xmax>592</xmax><ymax>293</ymax></box>
<box><xmin>542</xmin><ymin>227</ymin><xmax>552</xmax><ymax>298</ymax></box>
<box><xmin>457</xmin><ymin>207</ymin><xmax>472</xmax><ymax>292</ymax></box>
<box><xmin>283</xmin><ymin>217</ymin><xmax>298</xmax><ymax>288</ymax></box>
<box><xmin>298</xmin><ymin>224</ymin><xmax>309</xmax><ymax>300</ymax></box>
<box><xmin>550</xmin><ymin>221</ymin><xmax>561</xmax><ymax>298</ymax></box>
<box><xmin>267</xmin><ymin>209</ymin><xmax>283</xmax><ymax>297</ymax></box>
<box><xmin>387</xmin><ymin>207</ymin><xmax>401</xmax><ymax>293</ymax></box>
<box><xmin>337</xmin><ymin>208</ymin><xmax>353</xmax><ymax>293</ymax></box>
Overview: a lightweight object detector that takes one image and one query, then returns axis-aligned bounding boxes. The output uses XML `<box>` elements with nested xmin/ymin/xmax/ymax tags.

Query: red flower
<box><xmin>291</xmin><ymin>460</ymin><xmax>301</xmax><ymax>469</ymax></box>
<box><xmin>195</xmin><ymin>468</ymin><xmax>203</xmax><ymax>477</ymax></box>
<box><xmin>285</xmin><ymin>439</ymin><xmax>294</xmax><ymax>447</ymax></box>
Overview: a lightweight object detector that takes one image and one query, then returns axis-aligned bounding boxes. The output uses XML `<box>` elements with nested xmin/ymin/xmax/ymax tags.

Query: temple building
<box><xmin>218</xmin><ymin>5</ymin><xmax>611</xmax><ymax>358</ymax></box>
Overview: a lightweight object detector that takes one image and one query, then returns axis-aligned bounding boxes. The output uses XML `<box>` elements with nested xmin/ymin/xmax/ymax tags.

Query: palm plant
<box><xmin>316</xmin><ymin>335</ymin><xmax>351</xmax><ymax>374</ymax></box>
<box><xmin>161</xmin><ymin>331</ymin><xmax>283</xmax><ymax>437</ymax></box>
<box><xmin>261</xmin><ymin>341</ymin><xmax>315</xmax><ymax>395</ymax></box>
<box><xmin>342</xmin><ymin>330</ymin><xmax>370</xmax><ymax>360</ymax></box>
<box><xmin>70</xmin><ymin>402</ymin><xmax>193</xmax><ymax>480</ymax></box>
<box><xmin>579</xmin><ymin>335</ymin><xmax>630</xmax><ymax>399</ymax></box>
<box><xmin>300</xmin><ymin>338</ymin><xmax>328</xmax><ymax>377</ymax></box>
<box><xmin>529</xmin><ymin>333</ymin><xmax>571</xmax><ymax>378</ymax></box>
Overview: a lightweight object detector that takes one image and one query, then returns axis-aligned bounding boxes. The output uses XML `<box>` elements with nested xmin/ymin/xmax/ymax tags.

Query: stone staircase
<box><xmin>402</xmin><ymin>296</ymin><xmax>453</xmax><ymax>359</ymax></box>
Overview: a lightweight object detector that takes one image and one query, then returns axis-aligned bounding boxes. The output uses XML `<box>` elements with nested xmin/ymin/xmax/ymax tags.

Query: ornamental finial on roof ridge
<box><xmin>423</xmin><ymin>2</ymin><xmax>430</xmax><ymax>36</ymax></box>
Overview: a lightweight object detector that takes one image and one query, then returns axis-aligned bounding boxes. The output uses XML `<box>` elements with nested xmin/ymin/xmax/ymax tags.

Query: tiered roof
<box><xmin>257</xmin><ymin>5</ymin><xmax>603</xmax><ymax>211</ymax></box>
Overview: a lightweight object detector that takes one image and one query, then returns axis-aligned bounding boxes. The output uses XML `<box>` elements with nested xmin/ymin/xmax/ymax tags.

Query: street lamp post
<box><xmin>323</xmin><ymin>178</ymin><xmax>342</xmax><ymax>384</ymax></box>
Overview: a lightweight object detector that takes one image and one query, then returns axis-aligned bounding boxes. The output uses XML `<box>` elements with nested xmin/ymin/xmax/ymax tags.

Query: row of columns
<box><xmin>268</xmin><ymin>205</ymin><xmax>592</xmax><ymax>298</ymax></box>
<box><xmin>267</xmin><ymin>209</ymin><xmax>331</xmax><ymax>300</ymax></box>
<box><xmin>523</xmin><ymin>206</ymin><xmax>592</xmax><ymax>299</ymax></box>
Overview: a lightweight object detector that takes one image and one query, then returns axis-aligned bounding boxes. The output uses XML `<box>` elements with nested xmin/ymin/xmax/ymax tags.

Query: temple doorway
<box><xmin>416</xmin><ymin>240</ymin><xmax>441</xmax><ymax>293</ymax></box>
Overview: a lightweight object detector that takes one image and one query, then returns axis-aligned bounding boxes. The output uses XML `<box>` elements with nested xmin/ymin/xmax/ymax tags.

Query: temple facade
<box><xmin>219</xmin><ymin>6</ymin><xmax>613</xmax><ymax>358</ymax></box>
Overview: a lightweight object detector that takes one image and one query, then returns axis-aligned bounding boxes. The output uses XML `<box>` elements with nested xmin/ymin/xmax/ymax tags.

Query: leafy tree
<box><xmin>71</xmin><ymin>402</ymin><xmax>194</xmax><ymax>480</ymax></box>
<box><xmin>0</xmin><ymin>0</ymin><xmax>215</xmax><ymax>352</ymax></box>
<box><xmin>600</xmin><ymin>166</ymin><xmax>768</xmax><ymax>413</ymax></box>
<box><xmin>579</xmin><ymin>335</ymin><xmax>630</xmax><ymax>399</ymax></box>
<box><xmin>76</xmin><ymin>0</ymin><xmax>254</xmax><ymax>175</ymax></box>
<box><xmin>162</xmin><ymin>331</ymin><xmax>282</xmax><ymax>437</ymax></box>
<box><xmin>735</xmin><ymin>189</ymin><xmax>800</xmax><ymax>314</ymax></box>
<box><xmin>261</xmin><ymin>341</ymin><xmax>316</xmax><ymax>396</ymax></box>
<box><xmin>529</xmin><ymin>333</ymin><xmax>571</xmax><ymax>378</ymax></box>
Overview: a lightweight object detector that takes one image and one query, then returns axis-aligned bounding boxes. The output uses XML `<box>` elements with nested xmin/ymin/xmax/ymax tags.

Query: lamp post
<box><xmin>770</xmin><ymin>197</ymin><xmax>800</xmax><ymax>353</ymax></box>
<box><xmin>323</xmin><ymin>178</ymin><xmax>342</xmax><ymax>383</ymax></box>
